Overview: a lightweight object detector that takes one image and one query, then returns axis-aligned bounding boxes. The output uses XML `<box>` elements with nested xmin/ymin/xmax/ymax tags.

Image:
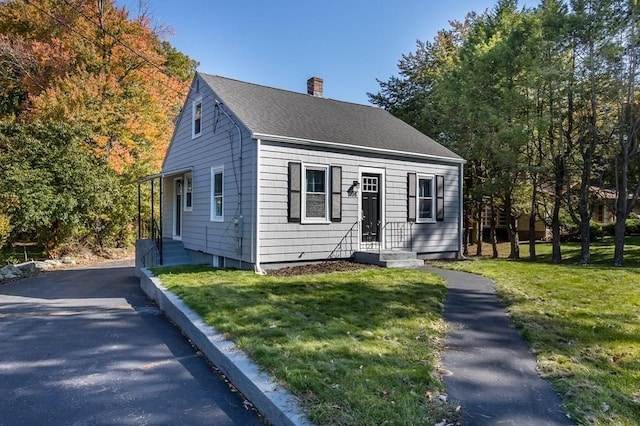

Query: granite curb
<box><xmin>139</xmin><ymin>267</ymin><xmax>311</xmax><ymax>426</ymax></box>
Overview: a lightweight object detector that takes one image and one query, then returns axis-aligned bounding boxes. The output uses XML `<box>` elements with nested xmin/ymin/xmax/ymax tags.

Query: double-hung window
<box><xmin>303</xmin><ymin>164</ymin><xmax>329</xmax><ymax>222</ymax></box>
<box><xmin>184</xmin><ymin>174</ymin><xmax>193</xmax><ymax>211</ymax></box>
<box><xmin>192</xmin><ymin>97</ymin><xmax>202</xmax><ymax>138</ymax></box>
<box><xmin>211</xmin><ymin>166</ymin><xmax>223</xmax><ymax>221</ymax></box>
<box><xmin>288</xmin><ymin>162</ymin><xmax>341</xmax><ymax>223</ymax></box>
<box><xmin>417</xmin><ymin>175</ymin><xmax>435</xmax><ymax>223</ymax></box>
<box><xmin>408</xmin><ymin>173</ymin><xmax>444</xmax><ymax>223</ymax></box>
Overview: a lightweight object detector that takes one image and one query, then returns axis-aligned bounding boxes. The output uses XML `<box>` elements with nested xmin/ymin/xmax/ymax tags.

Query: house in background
<box><xmin>137</xmin><ymin>73</ymin><xmax>465</xmax><ymax>271</ymax></box>
<box><xmin>589</xmin><ymin>186</ymin><xmax>640</xmax><ymax>225</ymax></box>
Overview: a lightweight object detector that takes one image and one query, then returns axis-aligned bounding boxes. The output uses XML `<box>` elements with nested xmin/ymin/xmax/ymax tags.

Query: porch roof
<box><xmin>138</xmin><ymin>167</ymin><xmax>193</xmax><ymax>183</ymax></box>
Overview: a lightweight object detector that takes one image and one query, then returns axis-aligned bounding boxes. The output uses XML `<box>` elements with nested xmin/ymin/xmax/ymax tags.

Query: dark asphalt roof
<box><xmin>199</xmin><ymin>73</ymin><xmax>463</xmax><ymax>161</ymax></box>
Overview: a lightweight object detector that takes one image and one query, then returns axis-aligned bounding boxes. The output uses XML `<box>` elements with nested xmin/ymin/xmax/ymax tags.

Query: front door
<box><xmin>361</xmin><ymin>173</ymin><xmax>381</xmax><ymax>243</ymax></box>
<box><xmin>174</xmin><ymin>178</ymin><xmax>182</xmax><ymax>239</ymax></box>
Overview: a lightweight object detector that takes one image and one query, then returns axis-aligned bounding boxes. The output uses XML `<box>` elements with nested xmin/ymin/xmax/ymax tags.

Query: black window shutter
<box><xmin>288</xmin><ymin>162</ymin><xmax>301</xmax><ymax>222</ymax></box>
<box><xmin>330</xmin><ymin>166</ymin><xmax>342</xmax><ymax>222</ymax></box>
<box><xmin>407</xmin><ymin>173</ymin><xmax>416</xmax><ymax>222</ymax></box>
<box><xmin>436</xmin><ymin>175</ymin><xmax>445</xmax><ymax>221</ymax></box>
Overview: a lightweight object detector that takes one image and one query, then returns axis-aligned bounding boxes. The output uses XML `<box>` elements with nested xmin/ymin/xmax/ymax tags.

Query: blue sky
<box><xmin>119</xmin><ymin>1</ymin><xmax>524</xmax><ymax>105</ymax></box>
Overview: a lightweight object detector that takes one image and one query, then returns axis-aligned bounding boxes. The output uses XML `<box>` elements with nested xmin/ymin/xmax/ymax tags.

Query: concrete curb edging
<box><xmin>139</xmin><ymin>268</ymin><xmax>311</xmax><ymax>426</ymax></box>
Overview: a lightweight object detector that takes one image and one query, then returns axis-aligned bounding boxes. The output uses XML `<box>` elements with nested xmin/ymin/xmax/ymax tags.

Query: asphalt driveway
<box><xmin>0</xmin><ymin>261</ymin><xmax>263</xmax><ymax>425</ymax></box>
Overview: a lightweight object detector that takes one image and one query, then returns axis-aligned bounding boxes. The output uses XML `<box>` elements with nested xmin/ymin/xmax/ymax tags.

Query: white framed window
<box><xmin>211</xmin><ymin>166</ymin><xmax>224</xmax><ymax>222</ymax></box>
<box><xmin>417</xmin><ymin>174</ymin><xmax>435</xmax><ymax>223</ymax></box>
<box><xmin>184</xmin><ymin>173</ymin><xmax>193</xmax><ymax>211</ymax></box>
<box><xmin>302</xmin><ymin>163</ymin><xmax>329</xmax><ymax>223</ymax></box>
<box><xmin>192</xmin><ymin>97</ymin><xmax>202</xmax><ymax>138</ymax></box>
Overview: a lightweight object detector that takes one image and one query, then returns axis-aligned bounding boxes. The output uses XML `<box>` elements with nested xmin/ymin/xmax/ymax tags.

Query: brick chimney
<box><xmin>307</xmin><ymin>77</ymin><xmax>323</xmax><ymax>97</ymax></box>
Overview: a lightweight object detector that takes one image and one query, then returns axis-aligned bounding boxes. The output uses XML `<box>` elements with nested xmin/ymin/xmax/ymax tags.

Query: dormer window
<box><xmin>192</xmin><ymin>97</ymin><xmax>202</xmax><ymax>138</ymax></box>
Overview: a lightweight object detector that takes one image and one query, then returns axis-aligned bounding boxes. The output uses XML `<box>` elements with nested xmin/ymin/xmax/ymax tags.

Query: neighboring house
<box><xmin>139</xmin><ymin>73</ymin><xmax>465</xmax><ymax>270</ymax></box>
<box><xmin>589</xmin><ymin>186</ymin><xmax>640</xmax><ymax>225</ymax></box>
<box><xmin>473</xmin><ymin>185</ymin><xmax>640</xmax><ymax>244</ymax></box>
<box><xmin>477</xmin><ymin>206</ymin><xmax>549</xmax><ymax>242</ymax></box>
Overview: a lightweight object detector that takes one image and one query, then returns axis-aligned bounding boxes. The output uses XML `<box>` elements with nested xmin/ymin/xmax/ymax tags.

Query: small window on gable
<box><xmin>192</xmin><ymin>97</ymin><xmax>202</xmax><ymax>138</ymax></box>
<box><xmin>184</xmin><ymin>174</ymin><xmax>193</xmax><ymax>211</ymax></box>
<box><xmin>211</xmin><ymin>166</ymin><xmax>223</xmax><ymax>221</ymax></box>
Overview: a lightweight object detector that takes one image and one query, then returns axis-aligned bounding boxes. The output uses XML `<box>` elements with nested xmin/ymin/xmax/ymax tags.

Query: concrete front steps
<box><xmin>353</xmin><ymin>250</ymin><xmax>424</xmax><ymax>268</ymax></box>
<box><xmin>160</xmin><ymin>239</ymin><xmax>192</xmax><ymax>266</ymax></box>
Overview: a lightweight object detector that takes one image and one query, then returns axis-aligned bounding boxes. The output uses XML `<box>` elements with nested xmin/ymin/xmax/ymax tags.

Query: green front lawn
<box><xmin>153</xmin><ymin>266</ymin><xmax>455</xmax><ymax>425</ymax></box>
<box><xmin>442</xmin><ymin>238</ymin><xmax>640</xmax><ymax>425</ymax></box>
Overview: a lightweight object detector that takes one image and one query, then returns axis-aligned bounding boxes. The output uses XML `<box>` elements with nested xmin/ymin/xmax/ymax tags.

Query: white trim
<box><xmin>173</xmin><ymin>177</ymin><xmax>183</xmax><ymax>240</ymax></box>
<box><xmin>301</xmin><ymin>163</ymin><xmax>330</xmax><ymax>224</ymax></box>
<box><xmin>192</xmin><ymin>96</ymin><xmax>202</xmax><ymax>139</ymax></box>
<box><xmin>254</xmin><ymin>139</ymin><xmax>265</xmax><ymax>274</ymax></box>
<box><xmin>358</xmin><ymin>167</ymin><xmax>386</xmax><ymax>250</ymax></box>
<box><xmin>210</xmin><ymin>166</ymin><xmax>224</xmax><ymax>222</ymax></box>
<box><xmin>252</xmin><ymin>132</ymin><xmax>466</xmax><ymax>164</ymax></box>
<box><xmin>184</xmin><ymin>173</ymin><xmax>193</xmax><ymax>212</ymax></box>
<box><xmin>416</xmin><ymin>174</ymin><xmax>436</xmax><ymax>223</ymax></box>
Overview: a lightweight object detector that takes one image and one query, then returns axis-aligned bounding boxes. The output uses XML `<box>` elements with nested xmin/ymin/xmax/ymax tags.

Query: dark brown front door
<box><xmin>361</xmin><ymin>173</ymin><xmax>381</xmax><ymax>242</ymax></box>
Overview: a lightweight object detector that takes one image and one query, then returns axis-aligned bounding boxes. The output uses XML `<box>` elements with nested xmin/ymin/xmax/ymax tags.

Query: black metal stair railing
<box><xmin>379</xmin><ymin>221</ymin><xmax>414</xmax><ymax>252</ymax></box>
<box><xmin>327</xmin><ymin>220</ymin><xmax>359</xmax><ymax>260</ymax></box>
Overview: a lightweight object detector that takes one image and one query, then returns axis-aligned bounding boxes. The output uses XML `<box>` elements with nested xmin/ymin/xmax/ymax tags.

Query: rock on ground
<box><xmin>0</xmin><ymin>264</ymin><xmax>23</xmax><ymax>279</ymax></box>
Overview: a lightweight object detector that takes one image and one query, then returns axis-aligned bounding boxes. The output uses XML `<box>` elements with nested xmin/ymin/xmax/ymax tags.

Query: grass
<box><xmin>153</xmin><ymin>266</ymin><xmax>456</xmax><ymax>425</ymax></box>
<box><xmin>440</xmin><ymin>237</ymin><xmax>640</xmax><ymax>425</ymax></box>
<box><xmin>469</xmin><ymin>236</ymin><xmax>640</xmax><ymax>267</ymax></box>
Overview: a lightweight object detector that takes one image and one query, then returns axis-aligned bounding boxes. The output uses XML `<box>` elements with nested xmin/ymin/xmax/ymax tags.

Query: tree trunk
<box><xmin>529</xmin><ymin>184</ymin><xmax>537</xmax><ymax>261</ymax></box>
<box><xmin>475</xmin><ymin>200</ymin><xmax>483</xmax><ymax>256</ymax></box>
<box><xmin>489</xmin><ymin>196</ymin><xmax>498</xmax><ymax>258</ymax></box>
<box><xmin>504</xmin><ymin>194</ymin><xmax>520</xmax><ymax>259</ymax></box>
<box><xmin>614</xmin><ymin>145</ymin><xmax>630</xmax><ymax>266</ymax></box>
<box><xmin>551</xmin><ymin>156</ymin><xmax>564</xmax><ymax>263</ymax></box>
<box><xmin>613</xmin><ymin>212</ymin><xmax>626</xmax><ymax>266</ymax></box>
<box><xmin>463</xmin><ymin>206</ymin><xmax>470</xmax><ymax>257</ymax></box>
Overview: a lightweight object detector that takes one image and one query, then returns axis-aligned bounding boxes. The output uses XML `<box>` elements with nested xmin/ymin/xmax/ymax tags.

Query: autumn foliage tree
<box><xmin>0</xmin><ymin>0</ymin><xmax>197</xmax><ymax>254</ymax></box>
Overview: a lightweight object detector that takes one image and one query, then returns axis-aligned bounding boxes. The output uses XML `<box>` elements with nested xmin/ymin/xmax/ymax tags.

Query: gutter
<box><xmin>252</xmin><ymin>132</ymin><xmax>467</xmax><ymax>165</ymax></box>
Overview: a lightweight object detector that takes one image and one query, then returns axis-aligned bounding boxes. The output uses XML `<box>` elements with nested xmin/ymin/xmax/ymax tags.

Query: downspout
<box><xmin>254</xmin><ymin>138</ymin><xmax>266</xmax><ymax>274</ymax></box>
<box><xmin>215</xmin><ymin>100</ymin><xmax>243</xmax><ymax>269</ymax></box>
<box><xmin>458</xmin><ymin>162</ymin><xmax>465</xmax><ymax>260</ymax></box>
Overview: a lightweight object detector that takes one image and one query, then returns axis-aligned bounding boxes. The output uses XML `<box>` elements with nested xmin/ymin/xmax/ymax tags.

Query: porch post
<box><xmin>159</xmin><ymin>177</ymin><xmax>163</xmax><ymax>265</ymax></box>
<box><xmin>151</xmin><ymin>179</ymin><xmax>155</xmax><ymax>238</ymax></box>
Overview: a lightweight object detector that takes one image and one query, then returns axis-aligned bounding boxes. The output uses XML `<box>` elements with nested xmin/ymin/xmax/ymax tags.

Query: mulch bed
<box><xmin>268</xmin><ymin>260</ymin><xmax>380</xmax><ymax>277</ymax></box>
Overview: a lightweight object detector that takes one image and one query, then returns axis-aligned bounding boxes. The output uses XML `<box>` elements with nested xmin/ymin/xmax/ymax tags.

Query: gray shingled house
<box><xmin>140</xmin><ymin>73</ymin><xmax>465</xmax><ymax>271</ymax></box>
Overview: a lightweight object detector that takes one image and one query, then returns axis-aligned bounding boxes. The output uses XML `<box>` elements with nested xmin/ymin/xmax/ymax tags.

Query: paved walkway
<box><xmin>423</xmin><ymin>266</ymin><xmax>573</xmax><ymax>425</ymax></box>
<box><xmin>0</xmin><ymin>262</ymin><xmax>262</xmax><ymax>426</ymax></box>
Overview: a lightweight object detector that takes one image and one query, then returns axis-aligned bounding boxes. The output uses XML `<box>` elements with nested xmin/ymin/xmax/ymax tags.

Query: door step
<box><xmin>353</xmin><ymin>250</ymin><xmax>424</xmax><ymax>268</ymax></box>
<box><xmin>160</xmin><ymin>239</ymin><xmax>192</xmax><ymax>266</ymax></box>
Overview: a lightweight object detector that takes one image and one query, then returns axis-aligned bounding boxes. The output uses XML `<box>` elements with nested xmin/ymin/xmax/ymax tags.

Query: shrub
<box><xmin>590</xmin><ymin>221</ymin><xmax>603</xmax><ymax>241</ymax></box>
<box><xmin>602</xmin><ymin>222</ymin><xmax>615</xmax><ymax>236</ymax></box>
<box><xmin>559</xmin><ymin>216</ymin><xmax>602</xmax><ymax>242</ymax></box>
<box><xmin>626</xmin><ymin>218</ymin><xmax>640</xmax><ymax>235</ymax></box>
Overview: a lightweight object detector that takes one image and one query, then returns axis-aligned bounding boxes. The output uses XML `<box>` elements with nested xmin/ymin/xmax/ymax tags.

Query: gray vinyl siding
<box><xmin>162</xmin><ymin>76</ymin><xmax>257</xmax><ymax>265</ymax></box>
<box><xmin>258</xmin><ymin>141</ymin><xmax>461</xmax><ymax>264</ymax></box>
